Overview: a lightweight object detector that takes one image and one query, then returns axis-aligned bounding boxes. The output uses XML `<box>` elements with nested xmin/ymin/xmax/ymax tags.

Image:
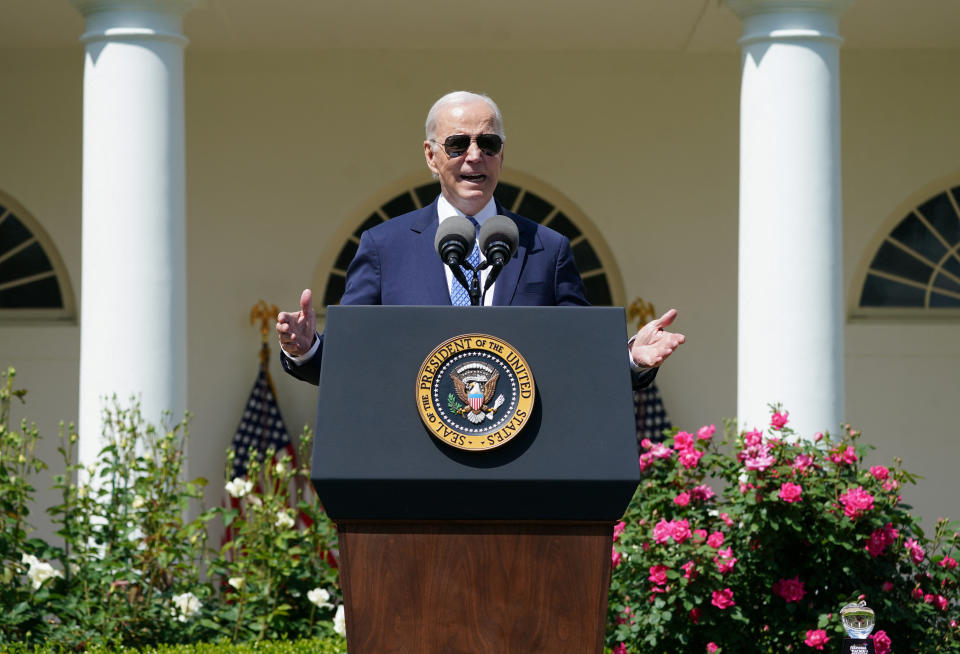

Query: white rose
<box><xmin>275</xmin><ymin>510</ymin><xmax>295</xmax><ymax>529</ymax></box>
<box><xmin>275</xmin><ymin>461</ymin><xmax>286</xmax><ymax>475</ymax></box>
<box><xmin>172</xmin><ymin>591</ymin><xmax>202</xmax><ymax>621</ymax></box>
<box><xmin>225</xmin><ymin>477</ymin><xmax>253</xmax><ymax>499</ymax></box>
<box><xmin>307</xmin><ymin>587</ymin><xmax>332</xmax><ymax>609</ymax></box>
<box><xmin>333</xmin><ymin>604</ymin><xmax>346</xmax><ymax>636</ymax></box>
<box><xmin>228</xmin><ymin>576</ymin><xmax>245</xmax><ymax>590</ymax></box>
<box><xmin>132</xmin><ymin>495</ymin><xmax>146</xmax><ymax>509</ymax></box>
<box><xmin>21</xmin><ymin>553</ymin><xmax>63</xmax><ymax>590</ymax></box>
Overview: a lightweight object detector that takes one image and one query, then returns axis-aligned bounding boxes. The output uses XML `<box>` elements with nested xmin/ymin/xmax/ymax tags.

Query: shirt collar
<box><xmin>437</xmin><ymin>195</ymin><xmax>497</xmax><ymax>226</ymax></box>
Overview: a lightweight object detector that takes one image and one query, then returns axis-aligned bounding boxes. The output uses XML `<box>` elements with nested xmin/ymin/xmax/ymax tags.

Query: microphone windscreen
<box><xmin>434</xmin><ymin>215</ymin><xmax>476</xmax><ymax>257</ymax></box>
<box><xmin>478</xmin><ymin>215</ymin><xmax>519</xmax><ymax>258</ymax></box>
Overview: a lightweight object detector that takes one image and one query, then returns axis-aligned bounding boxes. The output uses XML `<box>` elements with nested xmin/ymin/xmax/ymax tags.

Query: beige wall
<box><xmin>1</xmin><ymin>46</ymin><xmax>957</xmax><ymax>541</ymax></box>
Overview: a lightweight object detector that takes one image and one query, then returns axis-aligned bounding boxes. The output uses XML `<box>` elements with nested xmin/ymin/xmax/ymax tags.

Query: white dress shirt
<box><xmin>437</xmin><ymin>194</ymin><xmax>498</xmax><ymax>307</ymax></box>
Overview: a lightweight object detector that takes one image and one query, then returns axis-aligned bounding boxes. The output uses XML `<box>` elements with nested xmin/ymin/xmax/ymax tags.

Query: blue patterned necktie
<box><xmin>449</xmin><ymin>216</ymin><xmax>480</xmax><ymax>306</ymax></box>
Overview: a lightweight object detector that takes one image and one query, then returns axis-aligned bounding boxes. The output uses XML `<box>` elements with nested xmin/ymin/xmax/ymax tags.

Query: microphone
<box><xmin>435</xmin><ymin>215</ymin><xmax>478</xmax><ymax>304</ymax></box>
<box><xmin>434</xmin><ymin>215</ymin><xmax>477</xmax><ymax>267</ymax></box>
<box><xmin>478</xmin><ymin>215</ymin><xmax>519</xmax><ymax>299</ymax></box>
<box><xmin>478</xmin><ymin>215</ymin><xmax>519</xmax><ymax>268</ymax></box>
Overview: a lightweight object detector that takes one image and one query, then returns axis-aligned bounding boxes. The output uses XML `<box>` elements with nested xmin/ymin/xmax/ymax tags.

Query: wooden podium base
<box><xmin>337</xmin><ymin>521</ymin><xmax>614</xmax><ymax>654</ymax></box>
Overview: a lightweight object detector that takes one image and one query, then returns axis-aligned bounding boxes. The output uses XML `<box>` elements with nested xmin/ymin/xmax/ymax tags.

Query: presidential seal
<box><xmin>416</xmin><ymin>334</ymin><xmax>535</xmax><ymax>451</ymax></box>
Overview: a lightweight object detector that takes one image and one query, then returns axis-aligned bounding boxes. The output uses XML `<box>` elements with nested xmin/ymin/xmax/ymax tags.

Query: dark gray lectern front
<box><xmin>311</xmin><ymin>306</ymin><xmax>641</xmax><ymax>654</ymax></box>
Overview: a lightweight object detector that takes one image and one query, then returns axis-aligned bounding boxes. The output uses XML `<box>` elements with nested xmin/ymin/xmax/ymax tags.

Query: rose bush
<box><xmin>0</xmin><ymin>367</ymin><xmax>343</xmax><ymax>651</ymax></box>
<box><xmin>608</xmin><ymin>408</ymin><xmax>959</xmax><ymax>653</ymax></box>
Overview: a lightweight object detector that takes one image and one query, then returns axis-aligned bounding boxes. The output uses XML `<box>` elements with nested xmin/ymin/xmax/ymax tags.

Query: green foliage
<box><xmin>447</xmin><ymin>393</ymin><xmax>464</xmax><ymax>415</ymax></box>
<box><xmin>608</xmin><ymin>408</ymin><xmax>960</xmax><ymax>654</ymax></box>
<box><xmin>207</xmin><ymin>430</ymin><xmax>341</xmax><ymax>643</ymax></box>
<box><xmin>0</xmin><ymin>367</ymin><xmax>342</xmax><ymax>651</ymax></box>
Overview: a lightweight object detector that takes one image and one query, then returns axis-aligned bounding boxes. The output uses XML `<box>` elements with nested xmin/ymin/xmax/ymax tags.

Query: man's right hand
<box><xmin>276</xmin><ymin>288</ymin><xmax>317</xmax><ymax>357</ymax></box>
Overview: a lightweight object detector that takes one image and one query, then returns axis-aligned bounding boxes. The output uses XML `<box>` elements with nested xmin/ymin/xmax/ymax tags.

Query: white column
<box><xmin>72</xmin><ymin>0</ymin><xmax>195</xmax><ymax>470</ymax></box>
<box><xmin>726</xmin><ymin>0</ymin><xmax>851</xmax><ymax>438</ymax></box>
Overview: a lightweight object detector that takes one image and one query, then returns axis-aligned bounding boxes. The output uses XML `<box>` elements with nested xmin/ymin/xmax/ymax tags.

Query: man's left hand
<box><xmin>630</xmin><ymin>308</ymin><xmax>685</xmax><ymax>368</ymax></box>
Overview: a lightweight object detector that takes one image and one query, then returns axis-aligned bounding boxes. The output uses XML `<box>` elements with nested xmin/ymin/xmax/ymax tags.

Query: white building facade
<box><xmin>1</xmin><ymin>0</ymin><xmax>958</xmax><ymax>537</ymax></box>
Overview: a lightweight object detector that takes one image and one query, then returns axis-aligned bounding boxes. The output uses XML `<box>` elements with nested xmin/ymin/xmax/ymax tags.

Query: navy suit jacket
<box><xmin>282</xmin><ymin>198</ymin><xmax>654</xmax><ymax>387</ymax></box>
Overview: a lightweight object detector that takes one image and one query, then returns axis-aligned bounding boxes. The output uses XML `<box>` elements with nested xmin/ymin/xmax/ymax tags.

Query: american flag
<box><xmin>224</xmin><ymin>360</ymin><xmax>314</xmax><ymax>547</ymax></box>
<box><xmin>230</xmin><ymin>363</ymin><xmax>294</xmax><ymax>481</ymax></box>
<box><xmin>634</xmin><ymin>380</ymin><xmax>672</xmax><ymax>443</ymax></box>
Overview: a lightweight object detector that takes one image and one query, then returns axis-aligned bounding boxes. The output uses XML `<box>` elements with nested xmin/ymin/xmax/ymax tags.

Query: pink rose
<box><xmin>611</xmin><ymin>546</ymin><xmax>622</xmax><ymax>568</ymax></box>
<box><xmin>829</xmin><ymin>445</ymin><xmax>858</xmax><ymax>465</ymax></box>
<box><xmin>694</xmin><ymin>529</ymin><xmax>708</xmax><ymax>541</ymax></box>
<box><xmin>882</xmin><ymin>522</ymin><xmax>899</xmax><ymax>543</ymax></box>
<box><xmin>882</xmin><ymin>581</ymin><xmax>894</xmax><ymax>592</ymax></box>
<box><xmin>691</xmin><ymin>484</ymin><xmax>715</xmax><ymax>500</ymax></box>
<box><xmin>770</xmin><ymin>411</ymin><xmax>789</xmax><ymax>430</ymax></box>
<box><xmin>720</xmin><ymin>512</ymin><xmax>734</xmax><ymax>527</ymax></box>
<box><xmin>771</xmin><ymin>576</ymin><xmax>806</xmax><ymax>603</ymax></box>
<box><xmin>674</xmin><ymin>492</ymin><xmax>691</xmax><ymax>507</ymax></box>
<box><xmin>778</xmin><ymin>482</ymin><xmax>803</xmax><ymax>503</ymax></box>
<box><xmin>870</xmin><ymin>631</ymin><xmax>892</xmax><ymax>654</ymax></box>
<box><xmin>640</xmin><ymin>438</ymin><xmax>653</xmax><ymax>450</ymax></box>
<box><xmin>706</xmin><ymin>643</ymin><xmax>719</xmax><ymax>653</ymax></box>
<box><xmin>638</xmin><ymin>452</ymin><xmax>654</xmax><ymax>470</ymax></box>
<box><xmin>865</xmin><ymin>531</ymin><xmax>887</xmax><ymax>558</ymax></box>
<box><xmin>804</xmin><ymin>629</ymin><xmax>829</xmax><ymax>650</ymax></box>
<box><xmin>690</xmin><ymin>607</ymin><xmax>701</xmax><ymax>624</ymax></box>
<box><xmin>711</xmin><ymin>588</ymin><xmax>735</xmax><ymax>609</ymax></box>
<box><xmin>839</xmin><ymin>486</ymin><xmax>875</xmax><ymax>519</ymax></box>
<box><xmin>682</xmin><ymin>560</ymin><xmax>697</xmax><ymax>580</ymax></box>
<box><xmin>870</xmin><ymin>465</ymin><xmax>890</xmax><ymax>480</ymax></box>
<box><xmin>653</xmin><ymin>519</ymin><xmax>672</xmax><ymax>544</ymax></box>
<box><xmin>938</xmin><ymin>556</ymin><xmax>958</xmax><ymax>570</ymax></box>
<box><xmin>678</xmin><ymin>448</ymin><xmax>704</xmax><ymax>469</ymax></box>
<box><xmin>792</xmin><ymin>453</ymin><xmax>814</xmax><ymax>472</ymax></box>
<box><xmin>612</xmin><ymin>643</ymin><xmax>628</xmax><ymax>654</ymax></box>
<box><xmin>697</xmin><ymin>424</ymin><xmax>716</xmax><ymax>440</ymax></box>
<box><xmin>743</xmin><ymin>429</ymin><xmax>763</xmax><ymax>447</ymax></box>
<box><xmin>707</xmin><ymin>531</ymin><xmax>725</xmax><ymax>549</ymax></box>
<box><xmin>743</xmin><ymin>442</ymin><xmax>776</xmax><ymax>471</ymax></box>
<box><xmin>865</xmin><ymin>523</ymin><xmax>899</xmax><ymax>557</ymax></box>
<box><xmin>935</xmin><ymin>594</ymin><xmax>948</xmax><ymax>611</ymax></box>
<box><xmin>617</xmin><ymin>521</ymin><xmax>631</xmax><ymax>534</ymax></box>
<box><xmin>650</xmin><ymin>443</ymin><xmax>672</xmax><ymax>459</ymax></box>
<box><xmin>869</xmin><ymin>630</ymin><xmax>893</xmax><ymax>654</ymax></box>
<box><xmin>671</xmin><ymin>519</ymin><xmax>692</xmax><ymax>544</ymax></box>
<box><xmin>673</xmin><ymin>431</ymin><xmax>695</xmax><ymax>451</ymax></box>
<box><xmin>714</xmin><ymin>547</ymin><xmax>737</xmax><ymax>574</ymax></box>
<box><xmin>905</xmin><ymin>538</ymin><xmax>925</xmax><ymax>564</ymax></box>
<box><xmin>648</xmin><ymin>564</ymin><xmax>669</xmax><ymax>586</ymax></box>
<box><xmin>911</xmin><ymin>587</ymin><xmax>924</xmax><ymax>600</ymax></box>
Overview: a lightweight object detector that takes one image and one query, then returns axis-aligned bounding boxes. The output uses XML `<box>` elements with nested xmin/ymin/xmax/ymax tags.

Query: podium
<box><xmin>311</xmin><ymin>306</ymin><xmax>641</xmax><ymax>653</ymax></box>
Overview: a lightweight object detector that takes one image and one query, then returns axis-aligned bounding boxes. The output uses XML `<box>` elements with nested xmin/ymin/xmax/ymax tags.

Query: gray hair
<box><xmin>425</xmin><ymin>91</ymin><xmax>505</xmax><ymax>149</ymax></box>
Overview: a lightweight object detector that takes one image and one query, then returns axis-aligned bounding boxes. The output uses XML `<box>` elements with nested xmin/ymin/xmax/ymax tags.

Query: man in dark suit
<box><xmin>277</xmin><ymin>91</ymin><xmax>684</xmax><ymax>385</ymax></box>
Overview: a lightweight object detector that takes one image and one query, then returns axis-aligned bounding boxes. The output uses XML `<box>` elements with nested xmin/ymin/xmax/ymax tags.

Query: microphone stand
<box><xmin>479</xmin><ymin>261</ymin><xmax>505</xmax><ymax>306</ymax></box>
<box><xmin>446</xmin><ymin>260</ymin><xmax>482</xmax><ymax>306</ymax></box>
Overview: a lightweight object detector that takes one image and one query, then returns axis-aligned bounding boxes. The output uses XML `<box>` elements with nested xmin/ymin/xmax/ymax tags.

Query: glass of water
<box><xmin>840</xmin><ymin>600</ymin><xmax>875</xmax><ymax>639</ymax></box>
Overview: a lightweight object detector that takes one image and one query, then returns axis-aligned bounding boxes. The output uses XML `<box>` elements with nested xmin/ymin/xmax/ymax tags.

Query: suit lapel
<box><xmin>410</xmin><ymin>200</ymin><xmax>453</xmax><ymax>305</ymax></box>
<box><xmin>492</xmin><ymin>207</ymin><xmax>535</xmax><ymax>306</ymax></box>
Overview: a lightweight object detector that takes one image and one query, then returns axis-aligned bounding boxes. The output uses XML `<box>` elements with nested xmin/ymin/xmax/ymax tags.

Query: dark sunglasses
<box><xmin>432</xmin><ymin>133</ymin><xmax>504</xmax><ymax>158</ymax></box>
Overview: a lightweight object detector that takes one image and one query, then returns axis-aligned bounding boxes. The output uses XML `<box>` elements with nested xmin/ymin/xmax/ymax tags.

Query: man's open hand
<box><xmin>629</xmin><ymin>308</ymin><xmax>685</xmax><ymax>368</ymax></box>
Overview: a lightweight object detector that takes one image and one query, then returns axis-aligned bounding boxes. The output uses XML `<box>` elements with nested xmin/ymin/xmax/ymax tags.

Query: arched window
<box><xmin>854</xmin><ymin>182</ymin><xmax>960</xmax><ymax>315</ymax></box>
<box><xmin>0</xmin><ymin>192</ymin><xmax>75</xmax><ymax>320</ymax></box>
<box><xmin>320</xmin><ymin>174</ymin><xmax>623</xmax><ymax>309</ymax></box>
